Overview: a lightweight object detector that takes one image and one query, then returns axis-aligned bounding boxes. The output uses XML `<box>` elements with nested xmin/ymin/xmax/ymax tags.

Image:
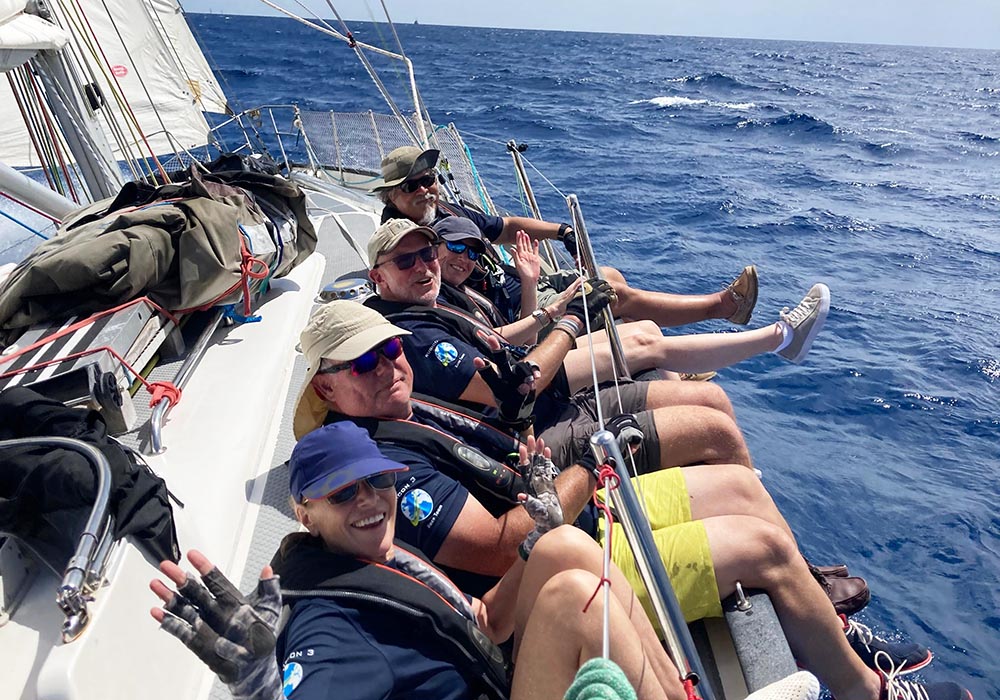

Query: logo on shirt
<box><xmin>400</xmin><ymin>488</ymin><xmax>434</xmax><ymax>526</ymax></box>
<box><xmin>432</xmin><ymin>341</ymin><xmax>459</xmax><ymax>366</ymax></box>
<box><xmin>282</xmin><ymin>662</ymin><xmax>303</xmax><ymax>697</ymax></box>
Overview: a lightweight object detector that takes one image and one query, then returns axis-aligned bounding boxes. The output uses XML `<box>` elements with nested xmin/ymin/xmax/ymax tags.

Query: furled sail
<box><xmin>0</xmin><ymin>0</ymin><xmax>229</xmax><ymax>168</ymax></box>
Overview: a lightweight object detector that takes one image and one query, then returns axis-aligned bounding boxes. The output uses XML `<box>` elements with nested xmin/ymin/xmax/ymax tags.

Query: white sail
<box><xmin>0</xmin><ymin>0</ymin><xmax>228</xmax><ymax>168</ymax></box>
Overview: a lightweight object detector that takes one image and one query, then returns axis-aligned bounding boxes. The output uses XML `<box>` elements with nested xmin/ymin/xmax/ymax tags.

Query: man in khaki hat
<box><xmin>372</xmin><ymin>144</ymin><xmax>759</xmax><ymax>328</ymax></box>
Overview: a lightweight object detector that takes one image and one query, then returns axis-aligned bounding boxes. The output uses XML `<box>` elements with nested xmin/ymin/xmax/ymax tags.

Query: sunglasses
<box><xmin>444</xmin><ymin>241</ymin><xmax>482</xmax><ymax>262</ymax></box>
<box><xmin>398</xmin><ymin>172</ymin><xmax>438</xmax><ymax>194</ymax></box>
<box><xmin>373</xmin><ymin>245</ymin><xmax>439</xmax><ymax>271</ymax></box>
<box><xmin>317</xmin><ymin>337</ymin><xmax>404</xmax><ymax>376</ymax></box>
<box><xmin>325</xmin><ymin>471</ymin><xmax>399</xmax><ymax>505</ymax></box>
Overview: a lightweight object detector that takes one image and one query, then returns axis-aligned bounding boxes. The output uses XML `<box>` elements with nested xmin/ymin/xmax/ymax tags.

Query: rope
<box><xmin>563</xmin><ymin>658</ymin><xmax>637</xmax><ymax>700</ymax></box>
<box><xmin>0</xmin><ymin>192</ymin><xmax>63</xmax><ymax>224</ymax></box>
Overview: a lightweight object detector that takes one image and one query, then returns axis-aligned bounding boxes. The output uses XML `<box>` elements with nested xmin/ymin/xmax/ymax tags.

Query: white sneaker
<box><xmin>777</xmin><ymin>283</ymin><xmax>830</xmax><ymax>363</ymax></box>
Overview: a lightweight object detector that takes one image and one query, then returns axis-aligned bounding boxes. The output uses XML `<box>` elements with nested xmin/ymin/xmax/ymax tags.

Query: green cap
<box><xmin>371</xmin><ymin>146</ymin><xmax>440</xmax><ymax>192</ymax></box>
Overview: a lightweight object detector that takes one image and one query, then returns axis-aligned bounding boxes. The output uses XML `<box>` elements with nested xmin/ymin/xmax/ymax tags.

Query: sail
<box><xmin>0</xmin><ymin>0</ymin><xmax>228</xmax><ymax>168</ymax></box>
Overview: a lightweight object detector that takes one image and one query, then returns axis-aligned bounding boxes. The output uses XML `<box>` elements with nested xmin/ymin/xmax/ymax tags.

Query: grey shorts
<box><xmin>537</xmin><ymin>269</ymin><xmax>609</xmax><ymax>332</ymax></box>
<box><xmin>539</xmin><ymin>380</ymin><xmax>660</xmax><ymax>474</ymax></box>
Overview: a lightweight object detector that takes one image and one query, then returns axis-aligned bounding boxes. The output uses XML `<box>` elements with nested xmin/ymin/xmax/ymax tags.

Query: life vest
<box><xmin>273</xmin><ymin>533</ymin><xmax>510</xmax><ymax>700</ymax></box>
<box><xmin>326</xmin><ymin>397</ymin><xmax>526</xmax><ymax>515</ymax></box>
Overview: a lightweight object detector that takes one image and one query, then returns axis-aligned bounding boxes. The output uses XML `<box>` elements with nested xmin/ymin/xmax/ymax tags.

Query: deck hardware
<box><xmin>735</xmin><ymin>582</ymin><xmax>753</xmax><ymax>611</ymax></box>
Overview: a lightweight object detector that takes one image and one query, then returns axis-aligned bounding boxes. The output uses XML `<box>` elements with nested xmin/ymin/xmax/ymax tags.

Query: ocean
<box><xmin>3</xmin><ymin>13</ymin><xmax>999</xmax><ymax>697</ymax></box>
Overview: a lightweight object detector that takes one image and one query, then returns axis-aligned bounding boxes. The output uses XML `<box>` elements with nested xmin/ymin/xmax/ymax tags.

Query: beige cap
<box><xmin>293</xmin><ymin>300</ymin><xmax>410</xmax><ymax>439</ymax></box>
<box><xmin>367</xmin><ymin>218</ymin><xmax>437</xmax><ymax>268</ymax></box>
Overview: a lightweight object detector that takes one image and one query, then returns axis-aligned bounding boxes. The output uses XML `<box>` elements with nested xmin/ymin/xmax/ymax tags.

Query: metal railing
<box><xmin>0</xmin><ymin>437</ymin><xmax>114</xmax><ymax>642</ymax></box>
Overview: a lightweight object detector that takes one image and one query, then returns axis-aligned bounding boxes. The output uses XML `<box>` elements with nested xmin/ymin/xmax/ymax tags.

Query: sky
<box><xmin>182</xmin><ymin>0</ymin><xmax>1000</xmax><ymax>51</ymax></box>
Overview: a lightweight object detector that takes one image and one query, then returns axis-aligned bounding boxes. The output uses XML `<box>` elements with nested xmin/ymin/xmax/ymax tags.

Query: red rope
<box><xmin>582</xmin><ymin>462</ymin><xmax>621</xmax><ymax>613</ymax></box>
<box><xmin>683</xmin><ymin>678</ymin><xmax>700</xmax><ymax>700</ymax></box>
<box><xmin>0</xmin><ymin>297</ymin><xmax>183</xmax><ymax>408</ymax></box>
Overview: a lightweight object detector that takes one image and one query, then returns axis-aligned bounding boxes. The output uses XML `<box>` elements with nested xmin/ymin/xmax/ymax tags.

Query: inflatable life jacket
<box><xmin>326</xmin><ymin>399</ymin><xmax>526</xmax><ymax>515</ymax></box>
<box><xmin>272</xmin><ymin>533</ymin><xmax>510</xmax><ymax>700</ymax></box>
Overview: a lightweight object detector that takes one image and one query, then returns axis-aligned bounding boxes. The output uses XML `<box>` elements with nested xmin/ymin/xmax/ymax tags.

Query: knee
<box><xmin>531</xmin><ymin>525</ymin><xmax>595</xmax><ymax>567</ymax></box>
<box><xmin>599</xmin><ymin>266</ymin><xmax>627</xmax><ymax>285</ymax></box>
<box><xmin>722</xmin><ymin>517</ymin><xmax>799</xmax><ymax>576</ymax></box>
<box><xmin>720</xmin><ymin>465</ymin><xmax>771</xmax><ymax>511</ymax></box>
<box><xmin>537</xmin><ymin>569</ymin><xmax>600</xmax><ymax>611</ymax></box>
<box><xmin>691</xmin><ymin>382</ymin><xmax>735</xmax><ymax>416</ymax></box>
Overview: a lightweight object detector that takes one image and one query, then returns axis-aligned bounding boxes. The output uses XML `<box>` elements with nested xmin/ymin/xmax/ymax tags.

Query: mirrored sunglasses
<box><xmin>317</xmin><ymin>337</ymin><xmax>404</xmax><ymax>377</ymax></box>
<box><xmin>398</xmin><ymin>172</ymin><xmax>438</xmax><ymax>194</ymax></box>
<box><xmin>325</xmin><ymin>471</ymin><xmax>398</xmax><ymax>505</ymax></box>
<box><xmin>373</xmin><ymin>245</ymin><xmax>439</xmax><ymax>271</ymax></box>
<box><xmin>444</xmin><ymin>240</ymin><xmax>482</xmax><ymax>262</ymax></box>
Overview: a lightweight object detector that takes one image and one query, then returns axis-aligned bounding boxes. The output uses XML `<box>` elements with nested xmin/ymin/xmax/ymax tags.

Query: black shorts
<box><xmin>538</xmin><ymin>380</ymin><xmax>660</xmax><ymax>474</ymax></box>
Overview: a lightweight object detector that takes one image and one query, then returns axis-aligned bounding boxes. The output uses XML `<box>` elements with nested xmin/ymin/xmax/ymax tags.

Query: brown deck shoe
<box><xmin>725</xmin><ymin>265</ymin><xmax>758</xmax><ymax>325</ymax></box>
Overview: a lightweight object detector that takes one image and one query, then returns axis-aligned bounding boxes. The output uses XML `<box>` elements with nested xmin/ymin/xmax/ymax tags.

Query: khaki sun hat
<box><xmin>370</xmin><ymin>146</ymin><xmax>440</xmax><ymax>192</ymax></box>
<box><xmin>293</xmin><ymin>300</ymin><xmax>410</xmax><ymax>439</ymax></box>
<box><xmin>367</xmin><ymin>218</ymin><xmax>437</xmax><ymax>268</ymax></box>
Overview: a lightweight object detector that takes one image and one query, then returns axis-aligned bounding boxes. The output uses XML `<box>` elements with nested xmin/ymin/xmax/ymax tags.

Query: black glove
<box><xmin>557</xmin><ymin>223</ymin><xmax>578</xmax><ymax>257</ymax></box>
<box><xmin>478</xmin><ymin>354</ymin><xmax>539</xmax><ymax>431</ymax></box>
<box><xmin>606</xmin><ymin>413</ymin><xmax>645</xmax><ymax>454</ymax></box>
<box><xmin>573</xmin><ymin>444</ymin><xmax>601</xmax><ymax>479</ymax></box>
<box><xmin>564</xmin><ymin>278</ymin><xmax>614</xmax><ymax>322</ymax></box>
<box><xmin>160</xmin><ymin>568</ymin><xmax>282</xmax><ymax>700</ymax></box>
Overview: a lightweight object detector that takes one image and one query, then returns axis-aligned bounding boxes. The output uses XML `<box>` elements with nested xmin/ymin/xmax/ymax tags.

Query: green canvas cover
<box><xmin>0</xmin><ymin>166</ymin><xmax>317</xmax><ymax>348</ymax></box>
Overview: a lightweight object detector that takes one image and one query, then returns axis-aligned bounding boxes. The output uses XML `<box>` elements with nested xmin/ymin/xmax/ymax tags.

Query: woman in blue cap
<box><xmin>150</xmin><ymin>422</ymin><xmax>692</xmax><ymax>700</ymax></box>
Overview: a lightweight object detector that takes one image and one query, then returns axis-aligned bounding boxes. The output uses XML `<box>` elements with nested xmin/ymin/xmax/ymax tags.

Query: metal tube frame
<box><xmin>0</xmin><ymin>437</ymin><xmax>114</xmax><ymax>642</ymax></box>
<box><xmin>566</xmin><ymin>194</ymin><xmax>631</xmax><ymax>379</ymax></box>
<box><xmin>506</xmin><ymin>140</ymin><xmax>561</xmax><ymax>270</ymax></box>
<box><xmin>149</xmin><ymin>308</ymin><xmax>226</xmax><ymax>454</ymax></box>
<box><xmin>590</xmin><ymin>430</ymin><xmax>714</xmax><ymax>700</ymax></box>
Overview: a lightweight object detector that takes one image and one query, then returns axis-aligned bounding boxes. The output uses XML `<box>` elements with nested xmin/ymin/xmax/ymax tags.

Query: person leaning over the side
<box><xmin>150</xmin><ymin>421</ymin><xmax>697</xmax><ymax>700</ymax></box>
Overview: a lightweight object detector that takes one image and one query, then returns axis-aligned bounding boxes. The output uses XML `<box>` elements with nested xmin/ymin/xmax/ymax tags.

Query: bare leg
<box><xmin>602</xmin><ymin>266</ymin><xmax>736</xmax><ymax>327</ymax></box>
<box><xmin>682</xmin><ymin>464</ymin><xmax>796</xmax><ymax>540</ymax></box>
<box><xmin>514</xmin><ymin>527</ymin><xmax>672</xmax><ymax>678</ymax></box>
<box><xmin>704</xmin><ymin>515</ymin><xmax>880</xmax><ymax>700</ymax></box>
<box><xmin>648</xmin><ymin>405</ymin><xmax>753</xmax><ymax>468</ymax></box>
<box><xmin>510</xmin><ymin>528</ymin><xmax>686</xmax><ymax>700</ymax></box>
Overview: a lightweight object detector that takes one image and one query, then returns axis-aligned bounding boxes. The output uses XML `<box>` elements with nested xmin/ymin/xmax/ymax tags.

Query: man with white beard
<box><xmin>372</xmin><ymin>146</ymin><xmax>760</xmax><ymax>330</ymax></box>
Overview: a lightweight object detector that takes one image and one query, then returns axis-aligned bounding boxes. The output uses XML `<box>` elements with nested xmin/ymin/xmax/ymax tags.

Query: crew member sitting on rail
<box><xmin>279</xmin><ymin>299</ymin><xmax>983</xmax><ymax>700</ymax></box>
<box><xmin>372</xmin><ymin>145</ymin><xmax>761</xmax><ymax>329</ymax></box>
<box><xmin>151</xmin><ymin>422</ymin><xmax>696</xmax><ymax>700</ymax></box>
<box><xmin>432</xmin><ymin>215</ymin><xmax>830</xmax><ymax>374</ymax></box>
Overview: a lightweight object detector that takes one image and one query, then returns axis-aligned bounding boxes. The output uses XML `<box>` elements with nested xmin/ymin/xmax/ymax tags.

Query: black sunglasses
<box><xmin>317</xmin><ymin>337</ymin><xmax>404</xmax><ymax>376</ymax></box>
<box><xmin>373</xmin><ymin>245</ymin><xmax>439</xmax><ymax>271</ymax></box>
<box><xmin>325</xmin><ymin>471</ymin><xmax>398</xmax><ymax>505</ymax></box>
<box><xmin>444</xmin><ymin>241</ymin><xmax>482</xmax><ymax>262</ymax></box>
<box><xmin>398</xmin><ymin>172</ymin><xmax>438</xmax><ymax>194</ymax></box>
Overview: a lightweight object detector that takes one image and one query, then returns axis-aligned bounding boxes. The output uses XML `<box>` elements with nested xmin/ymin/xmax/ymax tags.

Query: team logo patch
<box><xmin>400</xmin><ymin>488</ymin><xmax>434</xmax><ymax>526</ymax></box>
<box><xmin>282</xmin><ymin>662</ymin><xmax>303</xmax><ymax>697</ymax></box>
<box><xmin>433</xmin><ymin>341</ymin><xmax>459</xmax><ymax>366</ymax></box>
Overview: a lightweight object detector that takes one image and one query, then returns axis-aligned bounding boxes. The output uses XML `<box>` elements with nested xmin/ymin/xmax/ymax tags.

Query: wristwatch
<box><xmin>531</xmin><ymin>308</ymin><xmax>553</xmax><ymax>328</ymax></box>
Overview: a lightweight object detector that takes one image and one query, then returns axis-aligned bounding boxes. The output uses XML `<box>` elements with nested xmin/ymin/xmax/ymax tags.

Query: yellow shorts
<box><xmin>597</xmin><ymin>468</ymin><xmax>722</xmax><ymax>624</ymax></box>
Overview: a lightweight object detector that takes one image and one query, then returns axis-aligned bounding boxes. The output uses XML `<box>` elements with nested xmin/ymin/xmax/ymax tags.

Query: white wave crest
<box><xmin>630</xmin><ymin>96</ymin><xmax>755</xmax><ymax>110</ymax></box>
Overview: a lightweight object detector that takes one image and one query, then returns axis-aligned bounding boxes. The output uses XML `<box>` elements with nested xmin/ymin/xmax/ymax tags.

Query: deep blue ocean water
<box><xmin>2</xmin><ymin>14</ymin><xmax>998</xmax><ymax>697</ymax></box>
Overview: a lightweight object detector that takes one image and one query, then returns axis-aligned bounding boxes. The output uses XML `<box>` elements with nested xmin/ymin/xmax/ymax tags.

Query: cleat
<box><xmin>777</xmin><ymin>283</ymin><xmax>830</xmax><ymax>363</ymax></box>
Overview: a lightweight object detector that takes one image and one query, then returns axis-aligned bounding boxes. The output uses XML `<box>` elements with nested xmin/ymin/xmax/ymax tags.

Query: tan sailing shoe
<box><xmin>725</xmin><ymin>265</ymin><xmax>758</xmax><ymax>325</ymax></box>
<box><xmin>680</xmin><ymin>371</ymin><xmax>718</xmax><ymax>382</ymax></box>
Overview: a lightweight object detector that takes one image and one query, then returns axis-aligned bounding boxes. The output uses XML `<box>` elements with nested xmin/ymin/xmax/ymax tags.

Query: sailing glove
<box><xmin>520</xmin><ymin>452</ymin><xmax>564</xmax><ymax>559</ymax></box>
<box><xmin>557</xmin><ymin>223</ymin><xmax>578</xmax><ymax>257</ymax></box>
<box><xmin>477</xmin><ymin>355</ymin><xmax>540</xmax><ymax>431</ymax></box>
<box><xmin>161</xmin><ymin>568</ymin><xmax>282</xmax><ymax>700</ymax></box>
<box><xmin>564</xmin><ymin>278</ymin><xmax>615</xmax><ymax>323</ymax></box>
<box><xmin>606</xmin><ymin>413</ymin><xmax>645</xmax><ymax>454</ymax></box>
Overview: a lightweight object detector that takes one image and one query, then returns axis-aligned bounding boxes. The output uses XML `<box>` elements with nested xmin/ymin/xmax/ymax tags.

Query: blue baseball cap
<box><xmin>432</xmin><ymin>217</ymin><xmax>487</xmax><ymax>252</ymax></box>
<box><xmin>290</xmin><ymin>422</ymin><xmax>409</xmax><ymax>503</ymax></box>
